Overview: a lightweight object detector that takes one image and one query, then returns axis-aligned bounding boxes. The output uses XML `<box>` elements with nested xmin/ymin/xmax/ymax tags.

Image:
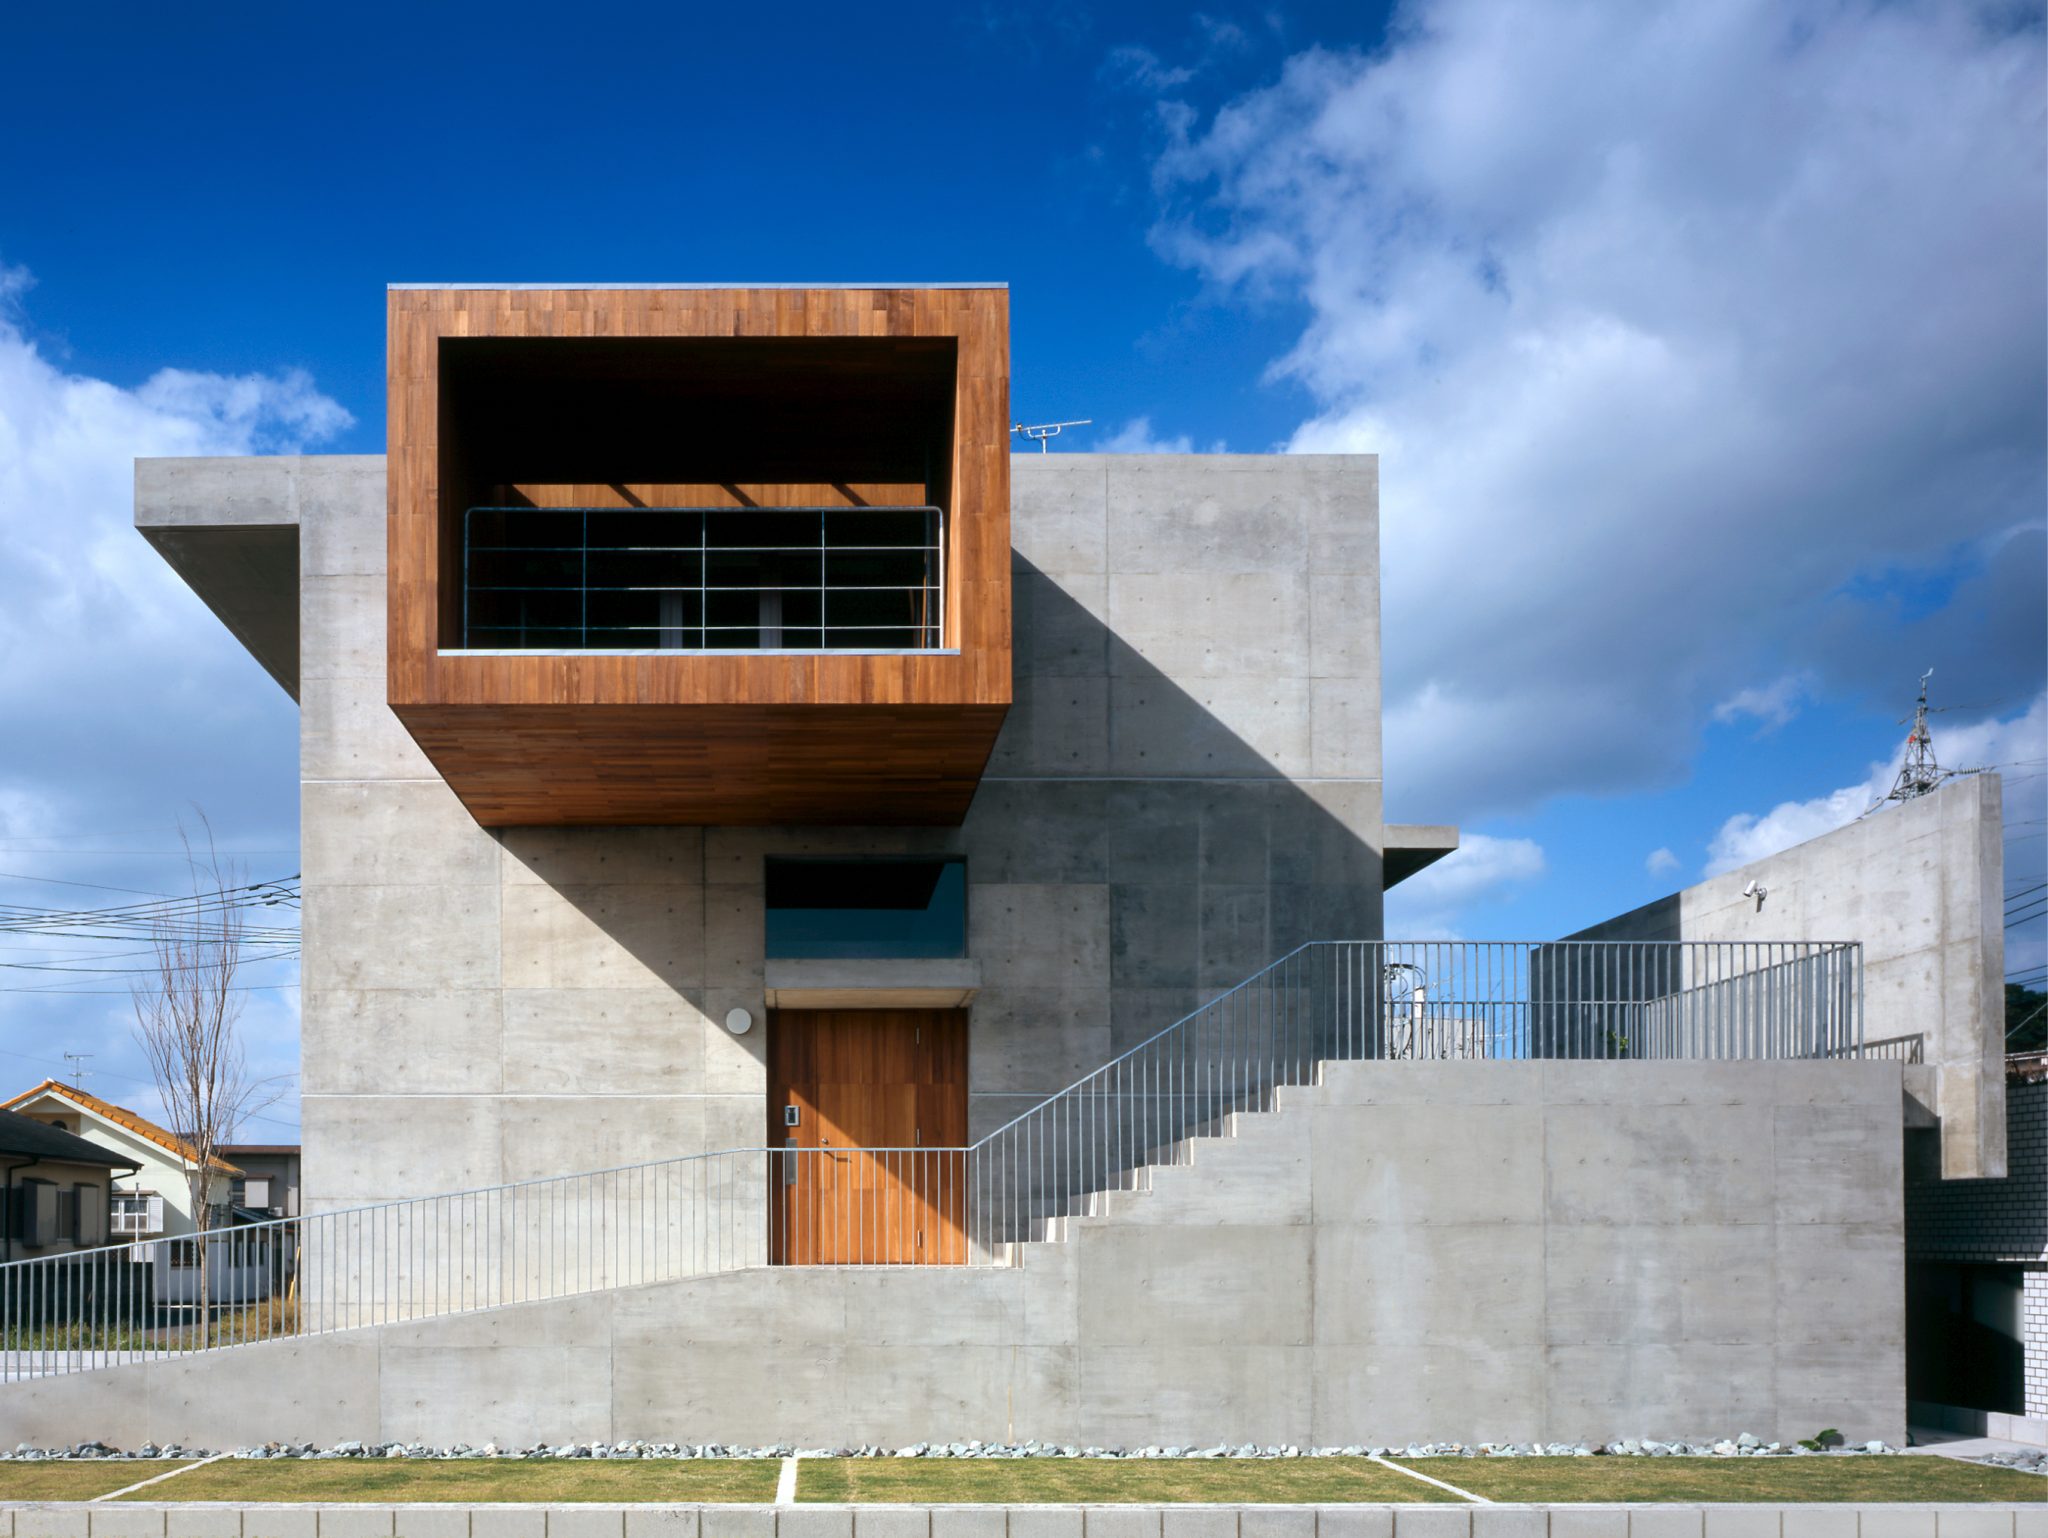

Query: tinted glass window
<box><xmin>765</xmin><ymin>859</ymin><xmax>966</xmax><ymax>959</ymax></box>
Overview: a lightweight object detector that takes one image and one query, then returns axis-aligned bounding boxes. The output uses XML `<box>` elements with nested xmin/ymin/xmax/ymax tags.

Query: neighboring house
<box><xmin>0</xmin><ymin>1108</ymin><xmax>137</xmax><ymax>1262</ymax></box>
<box><xmin>0</xmin><ymin>285</ymin><xmax>2011</xmax><ymax>1450</ymax></box>
<box><xmin>0</xmin><ymin>1081</ymin><xmax>274</xmax><ymax>1307</ymax></box>
<box><xmin>1</xmin><ymin>1080</ymin><xmax>235</xmax><ymax>1243</ymax></box>
<box><xmin>218</xmin><ymin>1145</ymin><xmax>300</xmax><ymax>1219</ymax></box>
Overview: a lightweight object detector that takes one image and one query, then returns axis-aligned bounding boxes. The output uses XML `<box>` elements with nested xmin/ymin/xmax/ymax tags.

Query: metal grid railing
<box><xmin>0</xmin><ymin>939</ymin><xmax>1863</xmax><ymax>1378</ymax></box>
<box><xmin>459</xmin><ymin>505</ymin><xmax>945</xmax><ymax>652</ymax></box>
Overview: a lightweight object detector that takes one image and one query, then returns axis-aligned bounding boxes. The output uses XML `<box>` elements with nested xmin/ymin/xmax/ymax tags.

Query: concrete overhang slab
<box><xmin>134</xmin><ymin>457</ymin><xmax>305</xmax><ymax>700</ymax></box>
<box><xmin>1383</xmin><ymin>823</ymin><xmax>1459</xmax><ymax>889</ymax></box>
<box><xmin>764</xmin><ymin>958</ymin><xmax>982</xmax><ymax>1010</ymax></box>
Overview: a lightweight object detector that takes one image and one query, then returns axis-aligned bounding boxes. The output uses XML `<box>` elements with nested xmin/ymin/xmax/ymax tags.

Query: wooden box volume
<box><xmin>386</xmin><ymin>286</ymin><xmax>1011</xmax><ymax>826</ymax></box>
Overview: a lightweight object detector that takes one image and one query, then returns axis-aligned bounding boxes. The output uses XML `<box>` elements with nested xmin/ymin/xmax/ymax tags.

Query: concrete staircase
<box><xmin>1023</xmin><ymin>1083</ymin><xmax>1317</xmax><ymax>1243</ymax></box>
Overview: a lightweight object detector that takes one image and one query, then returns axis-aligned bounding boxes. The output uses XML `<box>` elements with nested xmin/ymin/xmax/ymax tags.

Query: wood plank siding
<box><xmin>767</xmin><ymin>1008</ymin><xmax>969</xmax><ymax>1265</ymax></box>
<box><xmin>386</xmin><ymin>286</ymin><xmax>1011</xmax><ymax>826</ymax></box>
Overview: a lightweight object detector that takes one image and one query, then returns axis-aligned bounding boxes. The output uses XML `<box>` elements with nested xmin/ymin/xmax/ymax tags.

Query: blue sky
<box><xmin>0</xmin><ymin>0</ymin><xmax>2043</xmax><ymax>1135</ymax></box>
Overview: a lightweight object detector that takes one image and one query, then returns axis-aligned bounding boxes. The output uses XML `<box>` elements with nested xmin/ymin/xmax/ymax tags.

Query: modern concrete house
<box><xmin>0</xmin><ymin>284</ymin><xmax>2002</xmax><ymax>1451</ymax></box>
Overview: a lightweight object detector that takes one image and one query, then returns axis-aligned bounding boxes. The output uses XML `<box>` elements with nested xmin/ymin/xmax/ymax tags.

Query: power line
<box><xmin>0</xmin><ymin>981</ymin><xmax>299</xmax><ymax>996</ymax></box>
<box><xmin>0</xmin><ymin>847</ymin><xmax>299</xmax><ymax>856</ymax></box>
<box><xmin>0</xmin><ymin>949</ymin><xmax>300</xmax><ymax>975</ymax></box>
<box><xmin>0</xmin><ymin>871</ymin><xmax>179</xmax><ymax>898</ymax></box>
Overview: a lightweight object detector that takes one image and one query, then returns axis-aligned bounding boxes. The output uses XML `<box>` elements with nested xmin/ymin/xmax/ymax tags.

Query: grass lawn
<box><xmin>1394</xmin><ymin>1457</ymin><xmax>2046</xmax><ymax>1504</ymax></box>
<box><xmin>797</xmin><ymin>1458</ymin><xmax>1461</xmax><ymax>1504</ymax></box>
<box><xmin>0</xmin><ymin>1461</ymin><xmax>192</xmax><ymax>1501</ymax></box>
<box><xmin>113</xmin><ymin>1458</ymin><xmax>779</xmax><ymax>1504</ymax></box>
<box><xmin>0</xmin><ymin>1453</ymin><xmax>2026</xmax><ymax>1508</ymax></box>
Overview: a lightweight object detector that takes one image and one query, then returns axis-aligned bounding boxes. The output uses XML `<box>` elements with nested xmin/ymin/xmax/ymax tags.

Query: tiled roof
<box><xmin>0</xmin><ymin>1080</ymin><xmax>241</xmax><ymax>1173</ymax></box>
<box><xmin>0</xmin><ymin>1107</ymin><xmax>141</xmax><ymax>1169</ymax></box>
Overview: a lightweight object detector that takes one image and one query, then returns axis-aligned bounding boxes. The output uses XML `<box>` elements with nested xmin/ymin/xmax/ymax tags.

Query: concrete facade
<box><xmin>1563</xmin><ymin>779</ymin><xmax>2008</xmax><ymax>1179</ymax></box>
<box><xmin>156</xmin><ymin>452</ymin><xmax>1395</xmax><ymax>1210</ymax></box>
<box><xmin>0</xmin><ymin>1062</ymin><xmax>1908</xmax><ymax>1449</ymax></box>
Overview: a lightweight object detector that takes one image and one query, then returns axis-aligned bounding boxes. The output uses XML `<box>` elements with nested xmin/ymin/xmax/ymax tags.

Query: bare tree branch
<box><xmin>130</xmin><ymin>810</ymin><xmax>275</xmax><ymax>1320</ymax></box>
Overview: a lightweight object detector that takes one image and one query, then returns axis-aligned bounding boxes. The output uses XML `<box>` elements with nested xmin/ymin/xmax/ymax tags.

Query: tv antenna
<box><xmin>62</xmin><ymin>1052</ymin><xmax>92</xmax><ymax>1087</ymax></box>
<box><xmin>1010</xmin><ymin>419</ymin><xmax>1091</xmax><ymax>453</ymax></box>
<box><xmin>1877</xmin><ymin>669</ymin><xmax>1950</xmax><ymax>807</ymax></box>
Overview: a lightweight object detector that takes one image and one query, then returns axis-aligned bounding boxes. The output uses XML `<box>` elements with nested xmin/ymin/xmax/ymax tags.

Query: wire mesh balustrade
<box><xmin>460</xmin><ymin>506</ymin><xmax>946</xmax><ymax>651</ymax></box>
<box><xmin>0</xmin><ymin>939</ymin><xmax>1863</xmax><ymax>1379</ymax></box>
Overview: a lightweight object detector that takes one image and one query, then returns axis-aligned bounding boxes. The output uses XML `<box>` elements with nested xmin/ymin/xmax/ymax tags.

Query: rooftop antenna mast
<box><xmin>62</xmin><ymin>1052</ymin><xmax>91</xmax><ymax>1087</ymax></box>
<box><xmin>1010</xmin><ymin>419</ymin><xmax>1091</xmax><ymax>453</ymax></box>
<box><xmin>1882</xmin><ymin>669</ymin><xmax>1948</xmax><ymax>805</ymax></box>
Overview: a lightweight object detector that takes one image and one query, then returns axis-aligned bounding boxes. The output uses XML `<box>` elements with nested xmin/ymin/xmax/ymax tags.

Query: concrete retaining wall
<box><xmin>2</xmin><ymin>1504</ymin><xmax>2044</xmax><ymax>1538</ymax></box>
<box><xmin>1563</xmin><ymin>780</ymin><xmax>2007</xmax><ymax>1180</ymax></box>
<box><xmin>0</xmin><ymin>1062</ymin><xmax>1907</xmax><ymax>1450</ymax></box>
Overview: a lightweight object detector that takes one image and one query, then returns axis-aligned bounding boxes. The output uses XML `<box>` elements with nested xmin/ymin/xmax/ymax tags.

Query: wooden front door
<box><xmin>768</xmin><ymin>1008</ymin><xmax>969</xmax><ymax>1265</ymax></box>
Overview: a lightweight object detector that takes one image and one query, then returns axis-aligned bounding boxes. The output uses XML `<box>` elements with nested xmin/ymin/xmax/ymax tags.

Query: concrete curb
<box><xmin>0</xmin><ymin>1506</ymin><xmax>2040</xmax><ymax>1538</ymax></box>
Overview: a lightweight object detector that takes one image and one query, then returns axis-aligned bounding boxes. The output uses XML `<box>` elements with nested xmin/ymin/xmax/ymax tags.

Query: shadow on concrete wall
<box><xmin>490</xmin><ymin>554</ymin><xmax>1387</xmax><ymax>1159</ymax></box>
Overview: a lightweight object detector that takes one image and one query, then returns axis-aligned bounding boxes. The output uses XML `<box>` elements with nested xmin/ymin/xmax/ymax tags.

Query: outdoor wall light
<box><xmin>724</xmin><ymin>1007</ymin><xmax>754</xmax><ymax>1035</ymax></box>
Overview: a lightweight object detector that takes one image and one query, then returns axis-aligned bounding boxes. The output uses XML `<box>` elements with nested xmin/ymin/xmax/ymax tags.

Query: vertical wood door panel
<box><xmin>767</xmin><ymin>1008</ymin><xmax>968</xmax><ymax>1265</ymax></box>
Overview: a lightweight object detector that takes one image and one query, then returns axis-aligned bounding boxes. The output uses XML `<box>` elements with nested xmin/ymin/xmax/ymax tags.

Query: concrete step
<box><xmin>1057</xmin><ymin>1099</ymin><xmax>1312</xmax><ymax>1235</ymax></box>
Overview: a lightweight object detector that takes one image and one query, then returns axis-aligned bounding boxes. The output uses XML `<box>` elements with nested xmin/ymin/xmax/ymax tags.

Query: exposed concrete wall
<box><xmin>258</xmin><ymin>452</ymin><xmax>1388</xmax><ymax>1209</ymax></box>
<box><xmin>1563</xmin><ymin>778</ymin><xmax>2007</xmax><ymax>1179</ymax></box>
<box><xmin>0</xmin><ymin>1062</ymin><xmax>1907</xmax><ymax>1449</ymax></box>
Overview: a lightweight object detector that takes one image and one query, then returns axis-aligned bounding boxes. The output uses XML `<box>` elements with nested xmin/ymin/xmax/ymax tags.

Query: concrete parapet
<box><xmin>163</xmin><ymin>1515</ymin><xmax>239</xmax><ymax>1538</ymax></box>
<box><xmin>778</xmin><ymin>1512</ymin><xmax>851</xmax><ymax>1538</ymax></box>
<box><xmin>1158</xmin><ymin>1513</ymin><xmax>1238</xmax><ymax>1538</ymax></box>
<box><xmin>244</xmin><ymin>1511</ymin><xmax>321</xmax><ymax>1538</ymax></box>
<box><xmin>1390</xmin><ymin>1511</ymin><xmax>1470</xmax><ymax>1538</ymax></box>
<box><xmin>853</xmin><ymin>1512</ymin><xmax>931</xmax><ymax>1538</ymax></box>
<box><xmin>1077</xmin><ymin>1513</ymin><xmax>1156</xmax><ymax>1538</ymax></box>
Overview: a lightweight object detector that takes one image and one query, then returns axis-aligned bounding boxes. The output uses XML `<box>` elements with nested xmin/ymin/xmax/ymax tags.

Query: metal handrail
<box><xmin>460</xmin><ymin>505</ymin><xmax>946</xmax><ymax>652</ymax></box>
<box><xmin>0</xmin><ymin>939</ymin><xmax>1862</xmax><ymax>1379</ymax></box>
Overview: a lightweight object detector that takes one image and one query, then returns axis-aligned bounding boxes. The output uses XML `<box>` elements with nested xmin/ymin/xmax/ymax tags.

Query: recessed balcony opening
<box><xmin>437</xmin><ymin>334</ymin><xmax>958</xmax><ymax>653</ymax></box>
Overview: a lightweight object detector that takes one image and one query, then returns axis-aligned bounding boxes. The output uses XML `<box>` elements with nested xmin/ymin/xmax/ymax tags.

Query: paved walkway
<box><xmin>1904</xmin><ymin>1425</ymin><xmax>2043</xmax><ymax>1460</ymax></box>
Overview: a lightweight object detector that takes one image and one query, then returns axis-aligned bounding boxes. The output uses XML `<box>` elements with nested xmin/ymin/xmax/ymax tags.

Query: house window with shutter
<box><xmin>74</xmin><ymin>1183</ymin><xmax>103</xmax><ymax>1246</ymax></box>
<box><xmin>19</xmin><ymin>1179</ymin><xmax>57</xmax><ymax>1249</ymax></box>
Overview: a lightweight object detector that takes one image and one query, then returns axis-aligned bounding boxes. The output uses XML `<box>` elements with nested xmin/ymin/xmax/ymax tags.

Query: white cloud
<box><xmin>1645</xmin><ymin>846</ymin><xmax>1680</xmax><ymax>878</ymax></box>
<box><xmin>0</xmin><ymin>268</ymin><xmax>349</xmax><ymax>1130</ymax></box>
<box><xmin>1149</xmin><ymin>0</ymin><xmax>2047</xmax><ymax>823</ymax></box>
<box><xmin>1386</xmin><ymin>831</ymin><xmax>1545</xmax><ymax>936</ymax></box>
<box><xmin>1705</xmin><ymin>693</ymin><xmax>2048</xmax><ymax>875</ymax></box>
<box><xmin>1099</xmin><ymin>415</ymin><xmax>1197</xmax><ymax>453</ymax></box>
<box><xmin>1104</xmin><ymin>45</ymin><xmax>1194</xmax><ymax>93</ymax></box>
<box><xmin>1714</xmin><ymin>675</ymin><xmax>1808</xmax><ymax>732</ymax></box>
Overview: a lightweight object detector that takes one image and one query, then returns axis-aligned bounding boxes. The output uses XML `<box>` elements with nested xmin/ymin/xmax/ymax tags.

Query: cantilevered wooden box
<box><xmin>386</xmin><ymin>285</ymin><xmax>1010</xmax><ymax>826</ymax></box>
